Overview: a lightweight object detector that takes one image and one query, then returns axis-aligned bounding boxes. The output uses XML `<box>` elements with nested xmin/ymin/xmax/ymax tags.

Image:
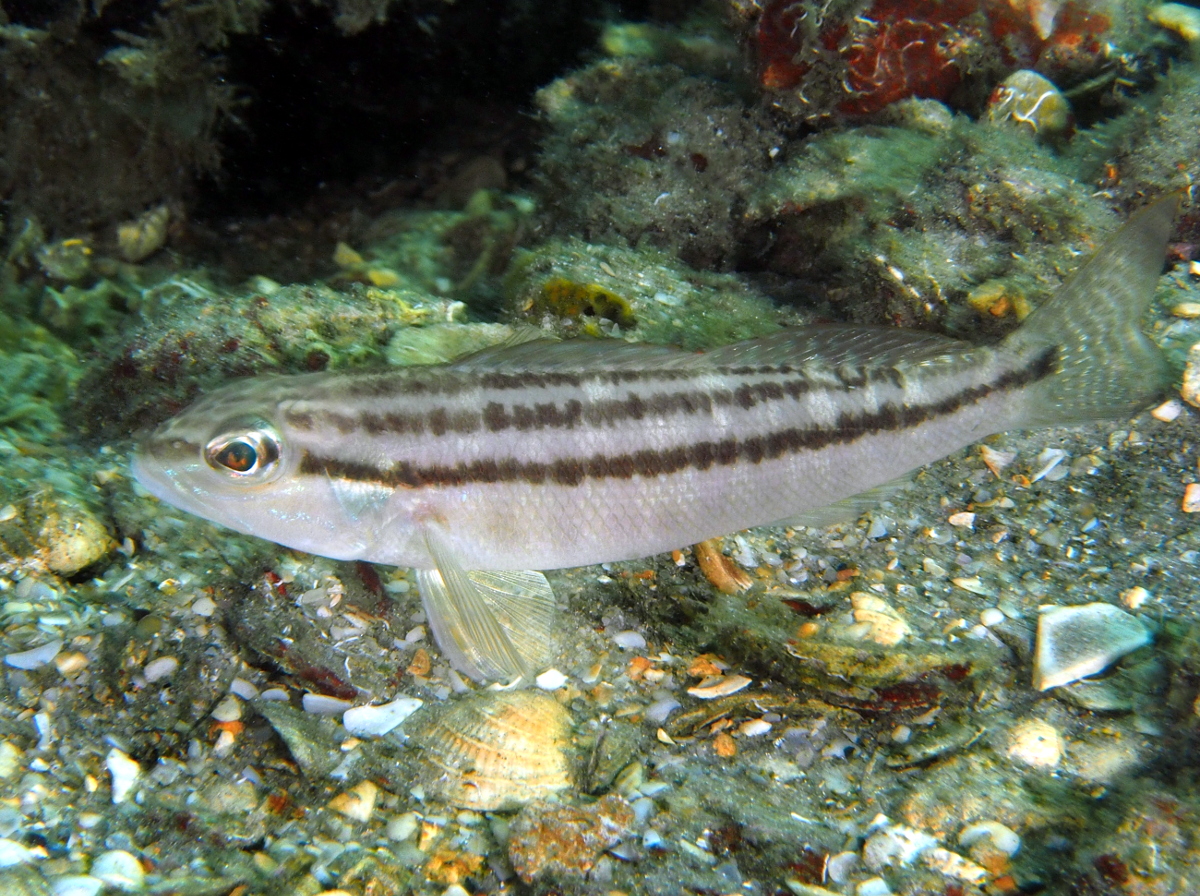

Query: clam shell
<box><xmin>409</xmin><ymin>690</ymin><xmax>574</xmax><ymax>811</ymax></box>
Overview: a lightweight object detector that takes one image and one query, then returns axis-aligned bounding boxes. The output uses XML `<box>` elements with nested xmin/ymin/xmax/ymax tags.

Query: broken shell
<box><xmin>1033</xmin><ymin>602</ymin><xmax>1152</xmax><ymax>690</ymax></box>
<box><xmin>686</xmin><ymin>674</ymin><xmax>753</xmax><ymax>699</ymax></box>
<box><xmin>408</xmin><ymin>690</ymin><xmax>574</xmax><ymax>811</ymax></box>
<box><xmin>117</xmin><ymin>204</ymin><xmax>170</xmax><ymax>263</ymax></box>
<box><xmin>986</xmin><ymin>70</ymin><xmax>1072</xmax><ymax>140</ymax></box>
<box><xmin>850</xmin><ymin>593</ymin><xmax>911</xmax><ymax>646</ymax></box>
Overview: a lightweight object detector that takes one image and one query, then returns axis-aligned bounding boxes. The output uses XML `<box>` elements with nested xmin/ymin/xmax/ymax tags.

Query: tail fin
<box><xmin>1005</xmin><ymin>194</ymin><xmax>1177</xmax><ymax>428</ymax></box>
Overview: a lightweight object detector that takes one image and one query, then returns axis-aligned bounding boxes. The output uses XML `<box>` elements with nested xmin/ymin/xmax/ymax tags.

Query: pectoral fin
<box><xmin>415</xmin><ymin>528</ymin><xmax>558</xmax><ymax>685</ymax></box>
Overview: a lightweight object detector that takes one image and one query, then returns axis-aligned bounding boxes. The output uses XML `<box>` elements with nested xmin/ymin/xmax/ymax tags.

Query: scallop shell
<box><xmin>409</xmin><ymin>690</ymin><xmax>574</xmax><ymax>811</ymax></box>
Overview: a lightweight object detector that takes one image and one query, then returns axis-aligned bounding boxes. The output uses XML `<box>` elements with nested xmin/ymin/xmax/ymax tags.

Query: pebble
<box><xmin>91</xmin><ymin>849</ymin><xmax>145</xmax><ymax>891</ymax></box>
<box><xmin>0</xmin><ymin>837</ymin><xmax>38</xmax><ymax>867</ymax></box>
<box><xmin>0</xmin><ymin>741</ymin><xmax>21</xmax><ymax>779</ymax></box>
<box><xmin>856</xmin><ymin>878</ymin><xmax>892</xmax><ymax>896</ymax></box>
<box><xmin>980</xmin><ymin>607</ymin><xmax>1005</xmax><ymax>627</ymax></box>
<box><xmin>1182</xmin><ymin>342</ymin><xmax>1200</xmax><ymax>408</ymax></box>
<box><xmin>191</xmin><ymin>596</ymin><xmax>216</xmax><ymax>617</ymax></box>
<box><xmin>342</xmin><ymin>696</ymin><xmax>423</xmax><ymax>737</ymax></box>
<box><xmin>1033</xmin><ymin>602</ymin><xmax>1152</xmax><ymax>690</ymax></box>
<box><xmin>1184</xmin><ymin>483</ymin><xmax>1200</xmax><ymax>513</ymax></box>
<box><xmin>1151</xmin><ymin>399</ymin><xmax>1182</xmax><ymax>421</ymax></box>
<box><xmin>1120</xmin><ymin>586</ymin><xmax>1149</xmax><ymax>610</ymax></box>
<box><xmin>50</xmin><ymin>876</ymin><xmax>106</xmax><ymax>896</ymax></box>
<box><xmin>612</xmin><ymin>630</ymin><xmax>647</xmax><ymax>650</ymax></box>
<box><xmin>1005</xmin><ymin>718</ymin><xmax>1062</xmax><ymax>768</ymax></box>
<box><xmin>959</xmin><ymin>820</ymin><xmax>1021</xmax><ymax>856</ymax></box>
<box><xmin>54</xmin><ymin>652</ymin><xmax>89</xmax><ymax>677</ymax></box>
<box><xmin>535</xmin><ymin>668</ymin><xmax>568</xmax><ymax>690</ymax></box>
<box><xmin>105</xmin><ymin>749</ymin><xmax>140</xmax><ymax>804</ymax></box>
<box><xmin>42</xmin><ymin>508</ymin><xmax>114</xmax><ymax>576</ymax></box>
<box><xmin>4</xmin><ymin>639</ymin><xmax>63</xmax><ymax>670</ymax></box>
<box><xmin>386</xmin><ymin>811</ymin><xmax>419</xmax><ymax>841</ymax></box>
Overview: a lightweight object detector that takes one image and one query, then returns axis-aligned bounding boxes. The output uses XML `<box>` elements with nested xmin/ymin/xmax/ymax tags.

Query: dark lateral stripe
<box><xmin>285</xmin><ymin>364</ymin><xmax>909</xmax><ymax>437</ymax></box>
<box><xmin>297</xmin><ymin>348</ymin><xmax>1057</xmax><ymax>489</ymax></box>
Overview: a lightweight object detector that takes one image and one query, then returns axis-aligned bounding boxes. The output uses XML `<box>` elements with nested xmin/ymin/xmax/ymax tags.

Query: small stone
<box><xmin>191</xmin><ymin>596</ymin><xmax>217</xmax><ymax>617</ymax></box>
<box><xmin>41</xmin><ymin>509</ymin><xmax>114</xmax><ymax>576</ymax></box>
<box><xmin>1120</xmin><ymin>587</ymin><xmax>1150</xmax><ymax>610</ymax></box>
<box><xmin>54</xmin><ymin>651</ymin><xmax>89</xmax><ymax>677</ymax></box>
<box><xmin>959</xmin><ymin>820</ymin><xmax>1021</xmax><ymax>857</ymax></box>
<box><xmin>0</xmin><ymin>838</ymin><xmax>38</xmax><ymax>867</ymax></box>
<box><xmin>1182</xmin><ymin>343</ymin><xmax>1200</xmax><ymax>408</ymax></box>
<box><xmin>508</xmin><ymin>795</ymin><xmax>634</xmax><ymax>883</ymax></box>
<box><xmin>50</xmin><ymin>875</ymin><xmax>106</xmax><ymax>896</ymax></box>
<box><xmin>612</xmin><ymin>630</ymin><xmax>647</xmax><ymax>650</ymax></box>
<box><xmin>1183</xmin><ymin>483</ymin><xmax>1200</xmax><ymax>513</ymax></box>
<box><xmin>535</xmin><ymin>668</ymin><xmax>568</xmax><ymax>690</ymax></box>
<box><xmin>1172</xmin><ymin>302</ymin><xmax>1200</xmax><ymax>318</ymax></box>
<box><xmin>91</xmin><ymin>850</ymin><xmax>145</xmax><ymax>891</ymax></box>
<box><xmin>342</xmin><ymin>696</ymin><xmax>423</xmax><ymax>737</ymax></box>
<box><xmin>1033</xmin><ymin>602</ymin><xmax>1152</xmax><ymax>690</ymax></box>
<box><xmin>980</xmin><ymin>607</ymin><xmax>1005</xmax><ymax>628</ymax></box>
<box><xmin>1151</xmin><ymin>399</ymin><xmax>1182</xmax><ymax>422</ymax></box>
<box><xmin>142</xmin><ymin>656</ymin><xmax>178</xmax><ymax>683</ymax></box>
<box><xmin>1005</xmin><ymin>718</ymin><xmax>1062</xmax><ymax>768</ymax></box>
<box><xmin>328</xmin><ymin>780</ymin><xmax>378</xmax><ymax>823</ymax></box>
<box><xmin>856</xmin><ymin>879</ymin><xmax>891</xmax><ymax>896</ymax></box>
<box><xmin>105</xmin><ymin>748</ymin><xmax>140</xmax><ymax>804</ymax></box>
<box><xmin>948</xmin><ymin>511</ymin><xmax>975</xmax><ymax>528</ymax></box>
<box><xmin>0</xmin><ymin>741</ymin><xmax>21</xmax><ymax>779</ymax></box>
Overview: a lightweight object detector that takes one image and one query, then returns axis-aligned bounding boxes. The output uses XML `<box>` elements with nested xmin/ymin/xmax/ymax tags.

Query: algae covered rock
<box><xmin>506</xmin><ymin>237</ymin><xmax>788</xmax><ymax>349</ymax></box>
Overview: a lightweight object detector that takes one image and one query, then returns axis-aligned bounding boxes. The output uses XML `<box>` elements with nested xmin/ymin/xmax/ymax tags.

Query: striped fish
<box><xmin>133</xmin><ymin>196</ymin><xmax>1177</xmax><ymax>684</ymax></box>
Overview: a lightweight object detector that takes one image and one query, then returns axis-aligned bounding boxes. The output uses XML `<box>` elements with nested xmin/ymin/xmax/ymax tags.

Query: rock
<box><xmin>1033</xmin><ymin>603</ymin><xmax>1152</xmax><ymax>690</ymax></box>
<box><xmin>507</xmin><ymin>795</ymin><xmax>634</xmax><ymax>883</ymax></box>
<box><xmin>41</xmin><ymin>509</ymin><xmax>114</xmax><ymax>576</ymax></box>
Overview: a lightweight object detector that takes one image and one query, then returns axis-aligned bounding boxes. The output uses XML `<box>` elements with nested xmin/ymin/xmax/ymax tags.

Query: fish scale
<box><xmin>133</xmin><ymin>196</ymin><xmax>1178</xmax><ymax>683</ymax></box>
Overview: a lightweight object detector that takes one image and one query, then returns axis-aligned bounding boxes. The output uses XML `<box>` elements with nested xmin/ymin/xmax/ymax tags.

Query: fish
<box><xmin>132</xmin><ymin>195</ymin><xmax>1177</xmax><ymax>685</ymax></box>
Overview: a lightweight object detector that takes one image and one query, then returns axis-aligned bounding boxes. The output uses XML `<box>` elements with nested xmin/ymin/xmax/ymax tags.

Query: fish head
<box><xmin>132</xmin><ymin>374</ymin><xmax>379</xmax><ymax>560</ymax></box>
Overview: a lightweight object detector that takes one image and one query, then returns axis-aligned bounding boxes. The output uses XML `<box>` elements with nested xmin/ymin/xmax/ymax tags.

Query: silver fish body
<box><xmin>133</xmin><ymin>197</ymin><xmax>1177</xmax><ymax>683</ymax></box>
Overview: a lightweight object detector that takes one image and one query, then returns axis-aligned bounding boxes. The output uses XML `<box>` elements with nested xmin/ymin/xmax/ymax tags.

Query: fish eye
<box><xmin>205</xmin><ymin>422</ymin><xmax>282</xmax><ymax>480</ymax></box>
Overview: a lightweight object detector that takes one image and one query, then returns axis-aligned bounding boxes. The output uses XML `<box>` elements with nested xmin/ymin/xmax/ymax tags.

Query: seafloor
<box><xmin>1</xmin><ymin>1</ymin><xmax>1200</xmax><ymax>895</ymax></box>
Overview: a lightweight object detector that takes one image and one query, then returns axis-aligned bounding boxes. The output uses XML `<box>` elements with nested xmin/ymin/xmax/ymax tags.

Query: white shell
<box><xmin>1033</xmin><ymin>602</ymin><xmax>1151</xmax><ymax>690</ymax></box>
<box><xmin>410</xmin><ymin>690</ymin><xmax>574</xmax><ymax>811</ymax></box>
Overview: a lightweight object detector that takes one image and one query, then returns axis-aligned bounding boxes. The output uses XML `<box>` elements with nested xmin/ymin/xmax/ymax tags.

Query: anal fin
<box><xmin>416</xmin><ymin>529</ymin><xmax>558</xmax><ymax>685</ymax></box>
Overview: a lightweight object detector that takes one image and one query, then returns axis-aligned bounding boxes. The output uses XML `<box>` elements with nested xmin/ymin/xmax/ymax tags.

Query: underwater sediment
<box><xmin>2</xmin><ymin>1</ymin><xmax>1200</xmax><ymax>894</ymax></box>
